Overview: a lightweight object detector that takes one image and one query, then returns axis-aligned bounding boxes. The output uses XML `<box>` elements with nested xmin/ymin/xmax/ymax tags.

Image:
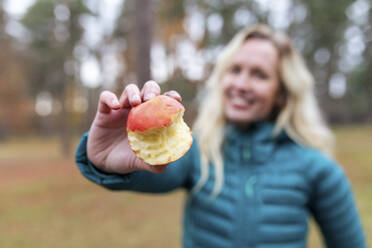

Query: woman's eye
<box><xmin>230</xmin><ymin>65</ymin><xmax>241</xmax><ymax>74</ymax></box>
<box><xmin>252</xmin><ymin>69</ymin><xmax>268</xmax><ymax>79</ymax></box>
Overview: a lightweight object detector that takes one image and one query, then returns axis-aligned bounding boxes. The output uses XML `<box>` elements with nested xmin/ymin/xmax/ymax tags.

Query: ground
<box><xmin>1</xmin><ymin>125</ymin><xmax>371</xmax><ymax>247</ymax></box>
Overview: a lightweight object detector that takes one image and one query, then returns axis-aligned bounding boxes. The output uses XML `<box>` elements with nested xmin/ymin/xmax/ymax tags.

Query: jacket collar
<box><xmin>224</xmin><ymin>121</ymin><xmax>289</xmax><ymax>164</ymax></box>
<box><xmin>224</xmin><ymin>121</ymin><xmax>287</xmax><ymax>142</ymax></box>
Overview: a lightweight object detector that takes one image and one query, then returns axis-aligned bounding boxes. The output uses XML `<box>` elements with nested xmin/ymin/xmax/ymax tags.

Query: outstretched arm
<box><xmin>75</xmin><ymin>80</ymin><xmax>196</xmax><ymax>193</ymax></box>
<box><xmin>75</xmin><ymin>132</ymin><xmax>196</xmax><ymax>193</ymax></box>
<box><xmin>309</xmin><ymin>157</ymin><xmax>366</xmax><ymax>248</ymax></box>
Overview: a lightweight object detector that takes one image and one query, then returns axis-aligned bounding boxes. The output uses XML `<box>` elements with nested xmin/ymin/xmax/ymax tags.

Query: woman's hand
<box><xmin>87</xmin><ymin>80</ymin><xmax>182</xmax><ymax>175</ymax></box>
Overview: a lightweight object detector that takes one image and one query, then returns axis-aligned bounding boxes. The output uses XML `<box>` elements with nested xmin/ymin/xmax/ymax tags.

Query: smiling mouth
<box><xmin>230</xmin><ymin>97</ymin><xmax>255</xmax><ymax>109</ymax></box>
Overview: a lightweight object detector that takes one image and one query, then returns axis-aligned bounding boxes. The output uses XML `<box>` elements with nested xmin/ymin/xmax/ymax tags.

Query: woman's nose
<box><xmin>233</xmin><ymin>72</ymin><xmax>251</xmax><ymax>90</ymax></box>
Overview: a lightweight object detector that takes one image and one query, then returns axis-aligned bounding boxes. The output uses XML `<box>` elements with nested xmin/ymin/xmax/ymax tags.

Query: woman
<box><xmin>75</xmin><ymin>24</ymin><xmax>366</xmax><ymax>247</ymax></box>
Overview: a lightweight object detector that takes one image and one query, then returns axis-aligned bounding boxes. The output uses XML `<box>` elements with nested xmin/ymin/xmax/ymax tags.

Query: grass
<box><xmin>0</xmin><ymin>125</ymin><xmax>371</xmax><ymax>247</ymax></box>
<box><xmin>307</xmin><ymin>125</ymin><xmax>372</xmax><ymax>247</ymax></box>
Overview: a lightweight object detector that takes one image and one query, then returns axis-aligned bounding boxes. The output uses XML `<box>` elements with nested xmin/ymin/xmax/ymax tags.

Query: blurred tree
<box><xmin>296</xmin><ymin>0</ymin><xmax>355</xmax><ymax>122</ymax></box>
<box><xmin>154</xmin><ymin>0</ymin><xmax>186</xmax><ymax>89</ymax></box>
<box><xmin>0</xmin><ymin>0</ymin><xmax>32</xmax><ymax>139</ymax></box>
<box><xmin>134</xmin><ymin>0</ymin><xmax>153</xmax><ymax>87</ymax></box>
<box><xmin>113</xmin><ymin>0</ymin><xmax>133</xmax><ymax>90</ymax></box>
<box><xmin>113</xmin><ymin>0</ymin><xmax>154</xmax><ymax>89</ymax></box>
<box><xmin>4</xmin><ymin>0</ymin><xmax>369</xmax><ymax>146</ymax></box>
<box><xmin>21</xmin><ymin>0</ymin><xmax>91</xmax><ymax>156</ymax></box>
<box><xmin>345</xmin><ymin>2</ymin><xmax>372</xmax><ymax>122</ymax></box>
<box><xmin>0</xmin><ymin>0</ymin><xmax>4</xmax><ymax>38</ymax></box>
<box><xmin>348</xmin><ymin>60</ymin><xmax>372</xmax><ymax>122</ymax></box>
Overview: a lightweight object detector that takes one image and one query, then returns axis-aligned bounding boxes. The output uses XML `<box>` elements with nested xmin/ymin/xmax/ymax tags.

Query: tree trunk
<box><xmin>134</xmin><ymin>0</ymin><xmax>153</xmax><ymax>88</ymax></box>
<box><xmin>60</xmin><ymin>79</ymin><xmax>72</xmax><ymax>157</ymax></box>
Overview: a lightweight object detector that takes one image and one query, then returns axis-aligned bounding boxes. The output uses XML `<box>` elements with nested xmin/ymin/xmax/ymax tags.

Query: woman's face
<box><xmin>222</xmin><ymin>39</ymin><xmax>281</xmax><ymax>126</ymax></box>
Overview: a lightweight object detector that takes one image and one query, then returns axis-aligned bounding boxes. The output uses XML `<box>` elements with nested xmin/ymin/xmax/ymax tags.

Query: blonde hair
<box><xmin>192</xmin><ymin>24</ymin><xmax>334</xmax><ymax>198</ymax></box>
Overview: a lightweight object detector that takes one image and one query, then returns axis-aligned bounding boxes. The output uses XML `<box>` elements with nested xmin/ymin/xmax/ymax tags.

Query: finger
<box><xmin>127</xmin><ymin>85</ymin><xmax>142</xmax><ymax>107</ymax></box>
<box><xmin>98</xmin><ymin>91</ymin><xmax>120</xmax><ymax>113</ymax></box>
<box><xmin>163</xmin><ymin>90</ymin><xmax>182</xmax><ymax>102</ymax></box>
<box><xmin>141</xmin><ymin>80</ymin><xmax>161</xmax><ymax>102</ymax></box>
<box><xmin>119</xmin><ymin>84</ymin><xmax>141</xmax><ymax>108</ymax></box>
<box><xmin>130</xmin><ymin>151</ymin><xmax>169</xmax><ymax>174</ymax></box>
<box><xmin>144</xmin><ymin>164</ymin><xmax>168</xmax><ymax>174</ymax></box>
<box><xmin>134</xmin><ymin>158</ymin><xmax>169</xmax><ymax>174</ymax></box>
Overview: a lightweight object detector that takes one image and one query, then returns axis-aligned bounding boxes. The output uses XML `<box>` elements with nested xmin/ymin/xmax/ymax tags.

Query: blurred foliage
<box><xmin>21</xmin><ymin>0</ymin><xmax>90</xmax><ymax>96</ymax></box>
<box><xmin>347</xmin><ymin>62</ymin><xmax>372</xmax><ymax>119</ymax></box>
<box><xmin>0</xmin><ymin>0</ymin><xmax>31</xmax><ymax>138</ymax></box>
<box><xmin>0</xmin><ymin>0</ymin><xmax>371</xmax><ymax>150</ymax></box>
<box><xmin>20</xmin><ymin>0</ymin><xmax>91</xmax><ymax>155</ymax></box>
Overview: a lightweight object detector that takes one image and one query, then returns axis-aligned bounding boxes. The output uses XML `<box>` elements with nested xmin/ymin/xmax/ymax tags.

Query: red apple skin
<box><xmin>127</xmin><ymin>95</ymin><xmax>185</xmax><ymax>132</ymax></box>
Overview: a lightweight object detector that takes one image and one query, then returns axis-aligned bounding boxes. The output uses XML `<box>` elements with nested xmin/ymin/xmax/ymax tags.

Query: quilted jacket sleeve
<box><xmin>308</xmin><ymin>155</ymin><xmax>366</xmax><ymax>248</ymax></box>
<box><xmin>75</xmin><ymin>132</ymin><xmax>196</xmax><ymax>193</ymax></box>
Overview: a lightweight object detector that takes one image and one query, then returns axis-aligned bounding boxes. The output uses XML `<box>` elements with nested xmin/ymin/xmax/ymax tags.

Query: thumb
<box><xmin>136</xmin><ymin>161</ymin><xmax>168</xmax><ymax>174</ymax></box>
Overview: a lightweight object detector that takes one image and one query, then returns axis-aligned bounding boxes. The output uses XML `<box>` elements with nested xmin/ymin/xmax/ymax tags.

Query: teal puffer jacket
<box><xmin>75</xmin><ymin>122</ymin><xmax>366</xmax><ymax>248</ymax></box>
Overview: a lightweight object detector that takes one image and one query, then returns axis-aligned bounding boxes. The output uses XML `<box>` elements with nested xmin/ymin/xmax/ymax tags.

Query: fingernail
<box><xmin>112</xmin><ymin>99</ymin><xmax>120</xmax><ymax>106</ymax></box>
<box><xmin>170</xmin><ymin>92</ymin><xmax>181</xmax><ymax>101</ymax></box>
<box><xmin>145</xmin><ymin>93</ymin><xmax>155</xmax><ymax>101</ymax></box>
<box><xmin>133</xmin><ymin>94</ymin><xmax>141</xmax><ymax>103</ymax></box>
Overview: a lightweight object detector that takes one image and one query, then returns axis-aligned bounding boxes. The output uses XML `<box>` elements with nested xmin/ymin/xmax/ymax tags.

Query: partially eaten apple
<box><xmin>127</xmin><ymin>95</ymin><xmax>193</xmax><ymax>165</ymax></box>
